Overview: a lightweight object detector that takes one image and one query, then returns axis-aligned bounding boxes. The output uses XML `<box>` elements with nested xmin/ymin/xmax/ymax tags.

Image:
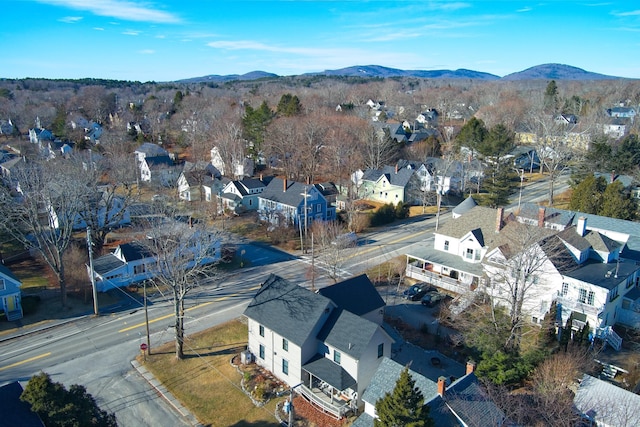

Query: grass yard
<box><xmin>139</xmin><ymin>318</ymin><xmax>282</xmax><ymax>427</ymax></box>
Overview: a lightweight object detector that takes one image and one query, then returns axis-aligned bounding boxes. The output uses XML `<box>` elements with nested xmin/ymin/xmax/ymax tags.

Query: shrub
<box><xmin>21</xmin><ymin>295</ymin><xmax>41</xmax><ymax>315</ymax></box>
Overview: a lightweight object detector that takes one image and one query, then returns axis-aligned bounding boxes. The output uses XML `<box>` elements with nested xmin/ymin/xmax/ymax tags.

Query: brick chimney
<box><xmin>538</xmin><ymin>207</ymin><xmax>546</xmax><ymax>228</ymax></box>
<box><xmin>437</xmin><ymin>376</ymin><xmax>446</xmax><ymax>397</ymax></box>
<box><xmin>283</xmin><ymin>178</ymin><xmax>287</xmax><ymax>192</ymax></box>
<box><xmin>495</xmin><ymin>207</ymin><xmax>504</xmax><ymax>233</ymax></box>
<box><xmin>395</xmin><ymin>163</ymin><xmax>398</xmax><ymax>174</ymax></box>
<box><xmin>466</xmin><ymin>361</ymin><xmax>476</xmax><ymax>375</ymax></box>
<box><xmin>577</xmin><ymin>216</ymin><xmax>587</xmax><ymax>237</ymax></box>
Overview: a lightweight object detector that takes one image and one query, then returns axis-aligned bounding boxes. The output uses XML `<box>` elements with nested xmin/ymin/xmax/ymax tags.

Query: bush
<box><xmin>370</xmin><ymin>203</ymin><xmax>396</xmax><ymax>226</ymax></box>
<box><xmin>21</xmin><ymin>295</ymin><xmax>41</xmax><ymax>315</ymax></box>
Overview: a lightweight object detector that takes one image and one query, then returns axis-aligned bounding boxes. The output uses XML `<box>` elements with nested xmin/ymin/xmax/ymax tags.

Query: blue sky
<box><xmin>2</xmin><ymin>1</ymin><xmax>639</xmax><ymax>81</ymax></box>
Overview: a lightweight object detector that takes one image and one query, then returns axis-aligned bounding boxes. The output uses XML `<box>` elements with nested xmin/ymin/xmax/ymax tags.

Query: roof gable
<box><xmin>243</xmin><ymin>274</ymin><xmax>332</xmax><ymax>346</ymax></box>
<box><xmin>317</xmin><ymin>308</ymin><xmax>381</xmax><ymax>359</ymax></box>
<box><xmin>318</xmin><ymin>274</ymin><xmax>384</xmax><ymax>316</ymax></box>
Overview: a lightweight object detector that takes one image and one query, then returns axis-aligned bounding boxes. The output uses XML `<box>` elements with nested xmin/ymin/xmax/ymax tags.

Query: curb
<box><xmin>131</xmin><ymin>359</ymin><xmax>204</xmax><ymax>427</ymax></box>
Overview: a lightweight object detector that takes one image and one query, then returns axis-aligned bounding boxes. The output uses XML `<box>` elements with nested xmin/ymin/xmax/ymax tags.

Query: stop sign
<box><xmin>140</xmin><ymin>343</ymin><xmax>148</xmax><ymax>351</ymax></box>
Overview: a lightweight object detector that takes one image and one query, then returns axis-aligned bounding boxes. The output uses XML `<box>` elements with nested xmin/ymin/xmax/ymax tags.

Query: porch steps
<box><xmin>6</xmin><ymin>309</ymin><xmax>23</xmax><ymax>321</ymax></box>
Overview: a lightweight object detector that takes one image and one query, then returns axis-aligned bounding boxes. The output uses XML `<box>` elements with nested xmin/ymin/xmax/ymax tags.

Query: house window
<box><xmin>282</xmin><ymin>338</ymin><xmax>288</xmax><ymax>352</ymax></box>
<box><xmin>315</xmin><ymin>204</ymin><xmax>321</xmax><ymax>213</ymax></box>
<box><xmin>259</xmin><ymin>344</ymin><xmax>265</xmax><ymax>360</ymax></box>
<box><xmin>259</xmin><ymin>325</ymin><xmax>264</xmax><ymax>337</ymax></box>
<box><xmin>333</xmin><ymin>350</ymin><xmax>341</xmax><ymax>365</ymax></box>
<box><xmin>475</xmin><ymin>251</ymin><xmax>481</xmax><ymax>261</ymax></box>
<box><xmin>587</xmin><ymin>291</ymin><xmax>595</xmax><ymax>306</ymax></box>
<box><xmin>249</xmin><ymin>199</ymin><xmax>252</xmax><ymax>206</ymax></box>
<box><xmin>561</xmin><ymin>283</ymin><xmax>569</xmax><ymax>296</ymax></box>
<box><xmin>610</xmin><ymin>287</ymin><xmax>619</xmax><ymax>302</ymax></box>
<box><xmin>0</xmin><ymin>279</ymin><xmax>4</xmax><ymax>291</ymax></box>
<box><xmin>378</xmin><ymin>343</ymin><xmax>384</xmax><ymax>358</ymax></box>
<box><xmin>282</xmin><ymin>359</ymin><xmax>289</xmax><ymax>375</ymax></box>
<box><xmin>444</xmin><ymin>240</ymin><xmax>449</xmax><ymax>251</ymax></box>
<box><xmin>578</xmin><ymin>288</ymin><xmax>587</xmax><ymax>304</ymax></box>
<box><xmin>466</xmin><ymin>248</ymin><xmax>473</xmax><ymax>259</ymax></box>
<box><xmin>133</xmin><ymin>264</ymin><xmax>146</xmax><ymax>275</ymax></box>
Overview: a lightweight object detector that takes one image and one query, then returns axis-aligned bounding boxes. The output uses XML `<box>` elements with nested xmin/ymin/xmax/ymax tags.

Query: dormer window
<box><xmin>444</xmin><ymin>240</ymin><xmax>450</xmax><ymax>251</ymax></box>
<box><xmin>466</xmin><ymin>248</ymin><xmax>473</xmax><ymax>259</ymax></box>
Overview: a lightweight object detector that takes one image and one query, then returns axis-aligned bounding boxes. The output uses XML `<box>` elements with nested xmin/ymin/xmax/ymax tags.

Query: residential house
<box><xmin>603</xmin><ymin>118</ymin><xmax>629</xmax><ymax>139</ymax></box>
<box><xmin>359</xmin><ymin>162</ymin><xmax>421</xmax><ymax>206</ymax></box>
<box><xmin>258</xmin><ymin>177</ymin><xmax>335</xmax><ymax>227</ymax></box>
<box><xmin>555</xmin><ymin>113</ymin><xmax>578</xmax><ymax>125</ymax></box>
<box><xmin>406</xmin><ymin>205</ymin><xmax>506</xmax><ymax>295</ymax></box>
<box><xmin>0</xmin><ymin>264</ymin><xmax>23</xmax><ymax>321</ymax></box>
<box><xmin>89</xmin><ymin>228</ymin><xmax>221</xmax><ymax>291</ymax></box>
<box><xmin>574</xmin><ymin>374</ymin><xmax>640</xmax><ymax>427</ymax></box>
<box><xmin>409</xmin><ymin>198</ymin><xmax>640</xmax><ymax>343</ymax></box>
<box><xmin>606</xmin><ymin>106</ymin><xmax>636</xmax><ymax>121</ymax></box>
<box><xmin>71</xmin><ymin>191</ymin><xmax>131</xmax><ymax>231</ymax></box>
<box><xmin>134</xmin><ymin>142</ymin><xmax>169</xmax><ymax>164</ymax></box>
<box><xmin>0</xmin><ymin>119</ymin><xmax>15</xmax><ymax>136</ymax></box>
<box><xmin>210</xmin><ymin>146</ymin><xmax>254</xmax><ymax>179</ymax></box>
<box><xmin>353</xmin><ymin>357</ymin><xmax>505</xmax><ymax>427</ymax></box>
<box><xmin>177</xmin><ymin>165</ymin><xmax>219</xmax><ymax>202</ymax></box>
<box><xmin>505</xmin><ymin>145</ymin><xmax>540</xmax><ymax>171</ymax></box>
<box><xmin>243</xmin><ymin>274</ymin><xmax>393</xmax><ymax>418</ymax></box>
<box><xmin>139</xmin><ymin>155</ymin><xmax>180</xmax><ymax>187</ymax></box>
<box><xmin>415</xmin><ymin>109</ymin><xmax>439</xmax><ymax>127</ymax></box>
<box><xmin>28</xmin><ymin>127</ymin><xmax>53</xmax><ymax>145</ymax></box>
<box><xmin>220</xmin><ymin>177</ymin><xmax>266</xmax><ymax>212</ymax></box>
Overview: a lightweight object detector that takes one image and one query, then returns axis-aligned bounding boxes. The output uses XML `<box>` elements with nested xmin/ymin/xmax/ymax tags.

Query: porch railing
<box><xmin>297</xmin><ymin>384</ymin><xmax>349</xmax><ymax>420</ymax></box>
<box><xmin>405</xmin><ymin>264</ymin><xmax>472</xmax><ymax>295</ymax></box>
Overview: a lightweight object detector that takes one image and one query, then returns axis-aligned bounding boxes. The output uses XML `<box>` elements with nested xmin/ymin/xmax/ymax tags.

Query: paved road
<box><xmin>0</xmin><ymin>170</ymin><xmax>570</xmax><ymax>426</ymax></box>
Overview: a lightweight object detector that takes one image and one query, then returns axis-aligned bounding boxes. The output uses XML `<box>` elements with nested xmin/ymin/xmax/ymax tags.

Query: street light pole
<box><xmin>86</xmin><ymin>227</ymin><xmax>99</xmax><ymax>316</ymax></box>
<box><xmin>517</xmin><ymin>169</ymin><xmax>524</xmax><ymax>211</ymax></box>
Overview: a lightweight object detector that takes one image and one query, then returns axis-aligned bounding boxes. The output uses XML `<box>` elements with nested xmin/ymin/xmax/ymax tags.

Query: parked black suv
<box><xmin>421</xmin><ymin>291</ymin><xmax>447</xmax><ymax>307</ymax></box>
<box><xmin>403</xmin><ymin>283</ymin><xmax>435</xmax><ymax>301</ymax></box>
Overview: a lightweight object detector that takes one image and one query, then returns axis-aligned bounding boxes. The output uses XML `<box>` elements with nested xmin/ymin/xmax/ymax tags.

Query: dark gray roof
<box><xmin>118</xmin><ymin>242</ymin><xmax>155</xmax><ymax>262</ymax></box>
<box><xmin>318</xmin><ymin>274</ymin><xmax>384</xmax><ymax>317</ymax></box>
<box><xmin>303</xmin><ymin>354</ymin><xmax>356</xmax><ymax>391</ymax></box>
<box><xmin>623</xmin><ymin>286</ymin><xmax>640</xmax><ymax>301</ymax></box>
<box><xmin>391</xmin><ymin>342</ymin><xmax>465</xmax><ymax>384</ymax></box>
<box><xmin>317</xmin><ymin>308</ymin><xmax>381</xmax><ymax>359</ymax></box>
<box><xmin>584</xmin><ymin>230</ymin><xmax>621</xmax><ymax>253</ymax></box>
<box><xmin>518</xmin><ymin>203</ymin><xmax>575</xmax><ymax>227</ymax></box>
<box><xmin>243</xmin><ymin>274</ymin><xmax>332</xmax><ymax>347</ymax></box>
<box><xmin>259</xmin><ymin>177</ymin><xmax>325</xmax><ymax>208</ymax></box>
<box><xmin>360</xmin><ymin>357</ymin><xmax>438</xmax><ymax>407</ymax></box>
<box><xmin>135</xmin><ymin>142</ymin><xmax>168</xmax><ymax>157</ymax></box>
<box><xmin>144</xmin><ymin>155</ymin><xmax>174</xmax><ymax>168</ymax></box>
<box><xmin>563</xmin><ymin>259</ymin><xmax>640</xmax><ymax>290</ymax></box>
<box><xmin>444</xmin><ymin>373</ymin><xmax>506</xmax><ymax>426</ymax></box>
<box><xmin>451</xmin><ymin>196</ymin><xmax>477</xmax><ymax>217</ymax></box>
<box><xmin>361</xmin><ymin>164</ymin><xmax>415</xmax><ymax>188</ymax></box>
<box><xmin>92</xmin><ymin>253</ymin><xmax>126</xmax><ymax>275</ymax></box>
<box><xmin>557</xmin><ymin>226</ymin><xmax>592</xmax><ymax>252</ymax></box>
<box><xmin>0</xmin><ymin>382</ymin><xmax>46</xmax><ymax>427</ymax></box>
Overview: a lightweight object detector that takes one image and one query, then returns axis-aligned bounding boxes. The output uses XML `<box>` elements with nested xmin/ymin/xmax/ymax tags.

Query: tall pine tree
<box><xmin>374</xmin><ymin>367</ymin><xmax>433</xmax><ymax>427</ymax></box>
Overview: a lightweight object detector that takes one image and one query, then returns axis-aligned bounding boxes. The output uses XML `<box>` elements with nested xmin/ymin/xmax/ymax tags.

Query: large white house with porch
<box><xmin>243</xmin><ymin>274</ymin><xmax>393</xmax><ymax>419</ymax></box>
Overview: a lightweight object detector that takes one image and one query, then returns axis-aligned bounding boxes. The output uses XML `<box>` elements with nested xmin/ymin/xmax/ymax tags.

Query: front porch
<box><xmin>301</xmin><ymin>355</ymin><xmax>357</xmax><ymax>420</ymax></box>
<box><xmin>406</xmin><ymin>262</ymin><xmax>480</xmax><ymax>295</ymax></box>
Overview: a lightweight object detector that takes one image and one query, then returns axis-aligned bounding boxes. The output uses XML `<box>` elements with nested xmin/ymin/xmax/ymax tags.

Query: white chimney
<box><xmin>577</xmin><ymin>217</ymin><xmax>587</xmax><ymax>237</ymax></box>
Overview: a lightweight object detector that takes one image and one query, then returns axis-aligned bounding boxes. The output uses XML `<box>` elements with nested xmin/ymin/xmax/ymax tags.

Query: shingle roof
<box><xmin>451</xmin><ymin>196</ymin><xmax>477</xmax><ymax>218</ymax></box>
<box><xmin>317</xmin><ymin>308</ymin><xmax>381</xmax><ymax>359</ymax></box>
<box><xmin>135</xmin><ymin>142</ymin><xmax>168</xmax><ymax>157</ymax></box>
<box><xmin>118</xmin><ymin>242</ymin><xmax>155</xmax><ymax>262</ymax></box>
<box><xmin>92</xmin><ymin>253</ymin><xmax>126</xmax><ymax>275</ymax></box>
<box><xmin>563</xmin><ymin>259</ymin><xmax>640</xmax><ymax>290</ymax></box>
<box><xmin>260</xmin><ymin>177</ymin><xmax>324</xmax><ymax>208</ymax></box>
<box><xmin>444</xmin><ymin>373</ymin><xmax>506</xmax><ymax>426</ymax></box>
<box><xmin>317</xmin><ymin>274</ymin><xmax>384</xmax><ymax>317</ymax></box>
<box><xmin>0</xmin><ymin>263</ymin><xmax>20</xmax><ymax>283</ymax></box>
<box><xmin>574</xmin><ymin>374</ymin><xmax>640</xmax><ymax>426</ymax></box>
<box><xmin>144</xmin><ymin>155</ymin><xmax>173</xmax><ymax>168</ymax></box>
<box><xmin>518</xmin><ymin>203</ymin><xmax>576</xmax><ymax>227</ymax></box>
<box><xmin>0</xmin><ymin>382</ymin><xmax>45</xmax><ymax>427</ymax></box>
<box><xmin>243</xmin><ymin>274</ymin><xmax>332</xmax><ymax>346</ymax></box>
<box><xmin>436</xmin><ymin>205</ymin><xmax>500</xmax><ymax>244</ymax></box>
<box><xmin>302</xmin><ymin>354</ymin><xmax>356</xmax><ymax>391</ymax></box>
<box><xmin>362</xmin><ymin>164</ymin><xmax>415</xmax><ymax>188</ymax></box>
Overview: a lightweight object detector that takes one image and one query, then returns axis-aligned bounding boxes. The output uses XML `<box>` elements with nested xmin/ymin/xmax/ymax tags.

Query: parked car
<box><xmin>331</xmin><ymin>232</ymin><xmax>357</xmax><ymax>248</ymax></box>
<box><xmin>421</xmin><ymin>291</ymin><xmax>447</xmax><ymax>307</ymax></box>
<box><xmin>403</xmin><ymin>283</ymin><xmax>434</xmax><ymax>301</ymax></box>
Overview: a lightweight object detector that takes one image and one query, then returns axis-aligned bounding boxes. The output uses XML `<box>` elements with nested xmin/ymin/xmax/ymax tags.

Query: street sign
<box><xmin>140</xmin><ymin>343</ymin><xmax>148</xmax><ymax>351</ymax></box>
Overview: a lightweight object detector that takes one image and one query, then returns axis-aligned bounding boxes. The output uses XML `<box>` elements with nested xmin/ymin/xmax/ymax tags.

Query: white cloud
<box><xmin>59</xmin><ymin>16</ymin><xmax>82</xmax><ymax>23</ymax></box>
<box><xmin>207</xmin><ymin>40</ymin><xmax>343</xmax><ymax>56</ymax></box>
<box><xmin>122</xmin><ymin>30</ymin><xmax>140</xmax><ymax>36</ymax></box>
<box><xmin>37</xmin><ymin>0</ymin><xmax>181</xmax><ymax>23</ymax></box>
<box><xmin>517</xmin><ymin>7</ymin><xmax>532</xmax><ymax>13</ymax></box>
<box><xmin>612</xmin><ymin>9</ymin><xmax>640</xmax><ymax>16</ymax></box>
<box><xmin>93</xmin><ymin>27</ymin><xmax>104</xmax><ymax>31</ymax></box>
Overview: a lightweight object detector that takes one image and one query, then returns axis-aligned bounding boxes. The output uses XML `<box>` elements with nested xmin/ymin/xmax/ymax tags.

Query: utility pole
<box><xmin>86</xmin><ymin>227</ymin><xmax>99</xmax><ymax>316</ymax></box>
<box><xmin>311</xmin><ymin>232</ymin><xmax>315</xmax><ymax>292</ymax></box>
<box><xmin>144</xmin><ymin>280</ymin><xmax>151</xmax><ymax>355</ymax></box>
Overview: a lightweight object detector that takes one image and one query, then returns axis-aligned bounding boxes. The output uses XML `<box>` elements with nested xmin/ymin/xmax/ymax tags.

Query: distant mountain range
<box><xmin>178</xmin><ymin>63</ymin><xmax>621</xmax><ymax>83</ymax></box>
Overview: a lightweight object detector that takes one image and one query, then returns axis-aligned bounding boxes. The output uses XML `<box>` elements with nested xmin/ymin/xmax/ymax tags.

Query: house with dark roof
<box><xmin>359</xmin><ymin>162</ymin><xmax>421</xmax><ymax>206</ymax></box>
<box><xmin>243</xmin><ymin>274</ymin><xmax>393</xmax><ymax>418</ymax></box>
<box><xmin>89</xmin><ymin>227</ymin><xmax>221</xmax><ymax>291</ymax></box>
<box><xmin>139</xmin><ymin>155</ymin><xmax>180</xmax><ymax>187</ymax></box>
<box><xmin>177</xmin><ymin>164</ymin><xmax>219</xmax><ymax>202</ymax></box>
<box><xmin>258</xmin><ymin>177</ymin><xmax>335</xmax><ymax>227</ymax></box>
<box><xmin>352</xmin><ymin>357</ymin><xmax>505</xmax><ymax>427</ymax></box>
<box><xmin>220</xmin><ymin>177</ymin><xmax>266</xmax><ymax>212</ymax></box>
<box><xmin>0</xmin><ymin>264</ymin><xmax>23</xmax><ymax>321</ymax></box>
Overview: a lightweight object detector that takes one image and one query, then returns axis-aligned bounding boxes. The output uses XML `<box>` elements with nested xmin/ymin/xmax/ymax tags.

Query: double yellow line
<box><xmin>0</xmin><ymin>352</ymin><xmax>51</xmax><ymax>371</ymax></box>
<box><xmin>118</xmin><ymin>286</ymin><xmax>260</xmax><ymax>333</ymax></box>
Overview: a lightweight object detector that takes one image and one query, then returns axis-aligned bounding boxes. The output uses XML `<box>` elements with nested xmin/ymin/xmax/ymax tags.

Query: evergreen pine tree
<box><xmin>374</xmin><ymin>367</ymin><xmax>434</xmax><ymax>427</ymax></box>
